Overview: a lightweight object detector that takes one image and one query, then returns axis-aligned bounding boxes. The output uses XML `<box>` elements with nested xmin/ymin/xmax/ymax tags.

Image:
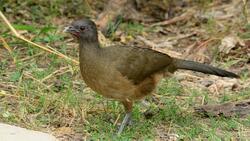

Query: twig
<box><xmin>41</xmin><ymin>66</ymin><xmax>70</xmax><ymax>82</ymax></box>
<box><xmin>15</xmin><ymin>71</ymin><xmax>23</xmax><ymax>95</ymax></box>
<box><xmin>0</xmin><ymin>11</ymin><xmax>79</xmax><ymax>65</ymax></box>
<box><xmin>242</xmin><ymin>0</ymin><xmax>249</xmax><ymax>23</ymax></box>
<box><xmin>20</xmin><ymin>52</ymin><xmax>44</xmax><ymax>62</ymax></box>
<box><xmin>167</xmin><ymin>32</ymin><xmax>197</xmax><ymax>41</ymax></box>
<box><xmin>0</xmin><ymin>87</ymin><xmax>58</xmax><ymax>102</ymax></box>
<box><xmin>151</xmin><ymin>10</ymin><xmax>195</xmax><ymax>27</ymax></box>
<box><xmin>23</xmin><ymin>72</ymin><xmax>56</xmax><ymax>94</ymax></box>
<box><xmin>0</xmin><ymin>12</ymin><xmax>19</xmax><ymax>36</ymax></box>
<box><xmin>84</xmin><ymin>0</ymin><xmax>93</xmax><ymax>12</ymax></box>
<box><xmin>113</xmin><ymin>114</ymin><xmax>120</xmax><ymax>126</ymax></box>
<box><xmin>196</xmin><ymin>38</ymin><xmax>216</xmax><ymax>49</ymax></box>
<box><xmin>0</xmin><ymin>90</ymin><xmax>20</xmax><ymax>98</ymax></box>
<box><xmin>137</xmin><ymin>36</ymin><xmax>158</xmax><ymax>48</ymax></box>
<box><xmin>137</xmin><ymin>36</ymin><xmax>182</xmax><ymax>58</ymax></box>
<box><xmin>0</xmin><ymin>36</ymin><xmax>16</xmax><ymax>63</ymax></box>
<box><xmin>201</xmin><ymin>95</ymin><xmax>205</xmax><ymax>105</ymax></box>
<box><xmin>0</xmin><ymin>83</ymin><xmax>17</xmax><ymax>89</ymax></box>
<box><xmin>183</xmin><ymin>38</ymin><xmax>218</xmax><ymax>60</ymax></box>
<box><xmin>175</xmin><ymin>72</ymin><xmax>203</xmax><ymax>80</ymax></box>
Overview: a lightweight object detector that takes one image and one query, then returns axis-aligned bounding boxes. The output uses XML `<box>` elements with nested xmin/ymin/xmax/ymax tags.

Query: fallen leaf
<box><xmin>195</xmin><ymin>100</ymin><xmax>250</xmax><ymax>118</ymax></box>
<box><xmin>219</xmin><ymin>35</ymin><xmax>245</xmax><ymax>54</ymax></box>
<box><xmin>208</xmin><ymin>78</ymin><xmax>239</xmax><ymax>93</ymax></box>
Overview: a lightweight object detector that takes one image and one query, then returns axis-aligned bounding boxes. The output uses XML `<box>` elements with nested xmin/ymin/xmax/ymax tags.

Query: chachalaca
<box><xmin>64</xmin><ymin>19</ymin><xmax>239</xmax><ymax>134</ymax></box>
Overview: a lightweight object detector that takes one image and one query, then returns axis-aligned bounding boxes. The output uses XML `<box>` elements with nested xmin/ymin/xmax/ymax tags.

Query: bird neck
<box><xmin>79</xmin><ymin>38</ymin><xmax>100</xmax><ymax>50</ymax></box>
<box><xmin>79</xmin><ymin>39</ymin><xmax>102</xmax><ymax>61</ymax></box>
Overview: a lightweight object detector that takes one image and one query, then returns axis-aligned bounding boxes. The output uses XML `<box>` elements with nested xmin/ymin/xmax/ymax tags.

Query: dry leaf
<box><xmin>208</xmin><ymin>78</ymin><xmax>238</xmax><ymax>94</ymax></box>
<box><xmin>219</xmin><ymin>35</ymin><xmax>245</xmax><ymax>54</ymax></box>
<box><xmin>195</xmin><ymin>100</ymin><xmax>250</xmax><ymax>118</ymax></box>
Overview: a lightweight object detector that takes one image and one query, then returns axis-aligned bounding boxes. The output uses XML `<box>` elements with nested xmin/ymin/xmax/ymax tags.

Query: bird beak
<box><xmin>63</xmin><ymin>26</ymin><xmax>74</xmax><ymax>33</ymax></box>
<box><xmin>64</xmin><ymin>25</ymin><xmax>80</xmax><ymax>34</ymax></box>
<box><xmin>64</xmin><ymin>26</ymin><xmax>80</xmax><ymax>37</ymax></box>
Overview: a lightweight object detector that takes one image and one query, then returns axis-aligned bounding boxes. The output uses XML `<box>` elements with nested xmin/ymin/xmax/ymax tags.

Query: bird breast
<box><xmin>79</xmin><ymin>59</ymin><xmax>136</xmax><ymax>101</ymax></box>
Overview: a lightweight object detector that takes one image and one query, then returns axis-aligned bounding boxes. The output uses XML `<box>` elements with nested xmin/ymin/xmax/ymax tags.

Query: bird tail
<box><xmin>173</xmin><ymin>59</ymin><xmax>239</xmax><ymax>78</ymax></box>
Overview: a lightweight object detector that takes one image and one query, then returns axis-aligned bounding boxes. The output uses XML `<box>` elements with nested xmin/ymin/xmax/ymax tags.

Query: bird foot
<box><xmin>117</xmin><ymin>112</ymin><xmax>132</xmax><ymax>135</ymax></box>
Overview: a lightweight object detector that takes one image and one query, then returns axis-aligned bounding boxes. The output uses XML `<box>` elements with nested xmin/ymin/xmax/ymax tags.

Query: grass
<box><xmin>120</xmin><ymin>22</ymin><xmax>147</xmax><ymax>35</ymax></box>
<box><xmin>1</xmin><ymin>0</ymin><xmax>250</xmax><ymax>140</ymax></box>
<box><xmin>2</xmin><ymin>63</ymin><xmax>249</xmax><ymax>140</ymax></box>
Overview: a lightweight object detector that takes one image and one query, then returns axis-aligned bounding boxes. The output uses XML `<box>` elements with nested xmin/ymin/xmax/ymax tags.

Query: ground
<box><xmin>0</xmin><ymin>0</ymin><xmax>250</xmax><ymax>140</ymax></box>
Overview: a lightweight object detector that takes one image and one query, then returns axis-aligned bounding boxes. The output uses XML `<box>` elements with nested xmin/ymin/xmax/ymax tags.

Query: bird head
<box><xmin>64</xmin><ymin>19</ymin><xmax>98</xmax><ymax>42</ymax></box>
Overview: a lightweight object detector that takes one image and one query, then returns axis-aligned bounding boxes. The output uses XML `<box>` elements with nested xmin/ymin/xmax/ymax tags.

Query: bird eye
<box><xmin>80</xmin><ymin>26</ymin><xmax>86</xmax><ymax>31</ymax></box>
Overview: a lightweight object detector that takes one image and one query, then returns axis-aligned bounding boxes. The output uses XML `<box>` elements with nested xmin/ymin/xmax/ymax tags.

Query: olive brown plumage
<box><xmin>64</xmin><ymin>19</ymin><xmax>239</xmax><ymax>134</ymax></box>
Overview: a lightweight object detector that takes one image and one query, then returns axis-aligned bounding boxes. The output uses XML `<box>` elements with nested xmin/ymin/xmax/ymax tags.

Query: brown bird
<box><xmin>64</xmin><ymin>19</ymin><xmax>239</xmax><ymax>134</ymax></box>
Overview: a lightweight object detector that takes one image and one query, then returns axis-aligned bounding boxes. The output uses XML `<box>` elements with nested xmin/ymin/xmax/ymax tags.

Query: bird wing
<box><xmin>107</xmin><ymin>46</ymin><xmax>174</xmax><ymax>84</ymax></box>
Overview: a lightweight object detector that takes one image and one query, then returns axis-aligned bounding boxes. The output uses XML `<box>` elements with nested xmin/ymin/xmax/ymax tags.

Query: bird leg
<box><xmin>117</xmin><ymin>100</ymin><xmax>133</xmax><ymax>135</ymax></box>
<box><xmin>117</xmin><ymin>112</ymin><xmax>131</xmax><ymax>135</ymax></box>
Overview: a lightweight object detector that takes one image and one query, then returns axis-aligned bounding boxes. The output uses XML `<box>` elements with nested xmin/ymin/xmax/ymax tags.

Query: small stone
<box><xmin>199</xmin><ymin>80</ymin><xmax>214</xmax><ymax>87</ymax></box>
<box><xmin>0</xmin><ymin>123</ymin><xmax>57</xmax><ymax>141</ymax></box>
